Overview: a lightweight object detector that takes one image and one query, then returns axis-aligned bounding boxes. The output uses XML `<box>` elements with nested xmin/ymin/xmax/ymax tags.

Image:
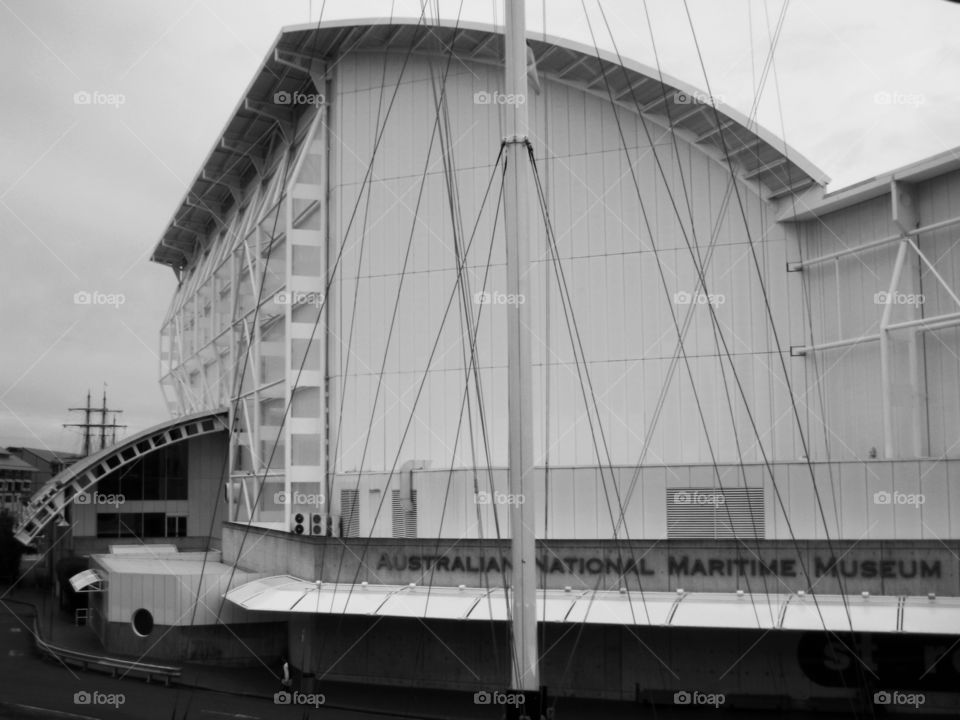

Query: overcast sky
<box><xmin>1</xmin><ymin>0</ymin><xmax>958</xmax><ymax>453</ymax></box>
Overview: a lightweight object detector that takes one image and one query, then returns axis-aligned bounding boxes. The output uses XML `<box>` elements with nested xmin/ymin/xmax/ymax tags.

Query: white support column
<box><xmin>880</xmin><ymin>240</ymin><xmax>907</xmax><ymax>459</ymax></box>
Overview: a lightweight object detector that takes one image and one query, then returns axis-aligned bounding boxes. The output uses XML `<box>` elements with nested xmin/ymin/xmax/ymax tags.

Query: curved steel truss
<box><xmin>14</xmin><ymin>410</ymin><xmax>228</xmax><ymax>546</ymax></box>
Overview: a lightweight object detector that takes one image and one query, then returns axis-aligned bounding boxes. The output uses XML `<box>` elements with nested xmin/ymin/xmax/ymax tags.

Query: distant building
<box><xmin>7</xmin><ymin>447</ymin><xmax>81</xmax><ymax>495</ymax></box>
<box><xmin>0</xmin><ymin>448</ymin><xmax>39</xmax><ymax>518</ymax></box>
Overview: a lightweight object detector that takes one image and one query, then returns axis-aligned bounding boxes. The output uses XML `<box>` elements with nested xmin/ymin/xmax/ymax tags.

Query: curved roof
<box><xmin>152</xmin><ymin>16</ymin><xmax>829</xmax><ymax>269</ymax></box>
<box><xmin>14</xmin><ymin>409</ymin><xmax>227</xmax><ymax>546</ymax></box>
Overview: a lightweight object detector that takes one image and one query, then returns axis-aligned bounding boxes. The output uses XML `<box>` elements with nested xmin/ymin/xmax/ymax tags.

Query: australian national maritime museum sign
<box><xmin>363</xmin><ymin>541</ymin><xmax>956</xmax><ymax>595</ymax></box>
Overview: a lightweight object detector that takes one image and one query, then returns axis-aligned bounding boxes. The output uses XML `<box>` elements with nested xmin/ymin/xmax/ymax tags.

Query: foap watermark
<box><xmin>275</xmin><ymin>491</ymin><xmax>325</xmax><ymax>507</ymax></box>
<box><xmin>874</xmin><ymin>90</ymin><xmax>925</xmax><ymax>108</ymax></box>
<box><xmin>274</xmin><ymin>90</ymin><xmax>325</xmax><ymax>107</ymax></box>
<box><xmin>473</xmin><ymin>91</ymin><xmax>525</xmax><ymax>106</ymax></box>
<box><xmin>672</xmin><ymin>490</ymin><xmax>725</xmax><ymax>507</ymax></box>
<box><xmin>74</xmin><ymin>690</ymin><xmax>125</xmax><ymax>708</ymax></box>
<box><xmin>674</xmin><ymin>690</ymin><xmax>725</xmax><ymax>708</ymax></box>
<box><xmin>674</xmin><ymin>91</ymin><xmax>724</xmax><ymax>106</ymax></box>
<box><xmin>474</xmin><ymin>291</ymin><xmax>525</xmax><ymax>305</ymax></box>
<box><xmin>275</xmin><ymin>291</ymin><xmax>324</xmax><ymax>307</ymax></box>
<box><xmin>874</xmin><ymin>690</ymin><xmax>925</xmax><ymax>708</ymax></box>
<box><xmin>874</xmin><ymin>291</ymin><xmax>924</xmax><ymax>308</ymax></box>
<box><xmin>473</xmin><ymin>690</ymin><xmax>525</xmax><ymax>708</ymax></box>
<box><xmin>674</xmin><ymin>290</ymin><xmax>725</xmax><ymax>307</ymax></box>
<box><xmin>873</xmin><ymin>490</ymin><xmax>925</xmax><ymax>508</ymax></box>
<box><xmin>75</xmin><ymin>491</ymin><xmax>125</xmax><ymax>508</ymax></box>
<box><xmin>74</xmin><ymin>290</ymin><xmax>125</xmax><ymax>308</ymax></box>
<box><xmin>475</xmin><ymin>490</ymin><xmax>525</xmax><ymax>506</ymax></box>
<box><xmin>274</xmin><ymin>690</ymin><xmax>325</xmax><ymax>708</ymax></box>
<box><xmin>73</xmin><ymin>90</ymin><xmax>125</xmax><ymax>108</ymax></box>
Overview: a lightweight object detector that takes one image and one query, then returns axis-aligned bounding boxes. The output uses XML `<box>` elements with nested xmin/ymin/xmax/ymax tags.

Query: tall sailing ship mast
<box><xmin>502</xmin><ymin>0</ymin><xmax>540</xmax><ymax>709</ymax></box>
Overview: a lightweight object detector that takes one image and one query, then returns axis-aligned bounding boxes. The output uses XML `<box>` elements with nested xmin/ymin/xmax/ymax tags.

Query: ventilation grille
<box><xmin>391</xmin><ymin>490</ymin><xmax>418</xmax><ymax>539</ymax></box>
<box><xmin>340</xmin><ymin>489</ymin><xmax>359</xmax><ymax>538</ymax></box>
<box><xmin>666</xmin><ymin>487</ymin><xmax>765</xmax><ymax>539</ymax></box>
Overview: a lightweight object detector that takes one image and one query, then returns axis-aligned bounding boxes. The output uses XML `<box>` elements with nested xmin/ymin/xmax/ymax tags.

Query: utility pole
<box><xmin>502</xmin><ymin>0</ymin><xmax>539</xmax><ymax>703</ymax></box>
<box><xmin>65</xmin><ymin>387</ymin><xmax>126</xmax><ymax>456</ymax></box>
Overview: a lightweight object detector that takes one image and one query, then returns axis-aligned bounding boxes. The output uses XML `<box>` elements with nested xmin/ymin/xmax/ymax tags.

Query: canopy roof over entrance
<box><xmin>226</xmin><ymin>575</ymin><xmax>960</xmax><ymax>635</ymax></box>
<box><xmin>68</xmin><ymin>569</ymin><xmax>105</xmax><ymax>593</ymax></box>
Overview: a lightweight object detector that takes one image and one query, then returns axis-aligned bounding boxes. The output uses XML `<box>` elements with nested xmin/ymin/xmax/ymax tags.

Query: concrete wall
<box><xmin>288</xmin><ymin>616</ymin><xmax>960</xmax><ymax>705</ymax></box>
<box><xmin>223</xmin><ymin>525</ymin><xmax>960</xmax><ymax>597</ymax></box>
<box><xmin>97</xmin><ymin>619</ymin><xmax>286</xmax><ymax>665</ymax></box>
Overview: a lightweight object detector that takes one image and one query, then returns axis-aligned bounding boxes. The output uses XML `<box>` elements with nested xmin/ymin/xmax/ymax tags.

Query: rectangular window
<box><xmin>142</xmin><ymin>513</ymin><xmax>166</xmax><ymax>538</ymax></box>
<box><xmin>165</xmin><ymin>515</ymin><xmax>187</xmax><ymax>538</ymax></box>
<box><xmin>96</xmin><ymin>513</ymin><xmax>143</xmax><ymax>538</ymax></box>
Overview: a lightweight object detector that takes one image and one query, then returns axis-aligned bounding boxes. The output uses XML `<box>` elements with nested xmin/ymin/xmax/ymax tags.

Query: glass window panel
<box><xmin>292</xmin><ymin>245</ymin><xmax>323</xmax><ymax>275</ymax></box>
<box><xmin>291</xmin><ymin>434</ymin><xmax>321</xmax><ymax>466</ymax></box>
<box><xmin>291</xmin><ymin>387</ymin><xmax>321</xmax><ymax>418</ymax></box>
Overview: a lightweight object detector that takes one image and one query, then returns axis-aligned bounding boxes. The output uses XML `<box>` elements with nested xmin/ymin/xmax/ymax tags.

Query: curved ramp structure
<box><xmin>14</xmin><ymin>410</ymin><xmax>228</xmax><ymax>546</ymax></box>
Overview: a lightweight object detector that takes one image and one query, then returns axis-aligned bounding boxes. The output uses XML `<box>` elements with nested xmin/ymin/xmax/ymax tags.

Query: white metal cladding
<box><xmin>14</xmin><ymin>411</ymin><xmax>227</xmax><ymax>546</ymax></box>
<box><xmin>666</xmin><ymin>487</ymin><xmax>765</xmax><ymax>539</ymax></box>
<box><xmin>328</xmin><ymin>460</ymin><xmax>960</xmax><ymax>541</ymax></box>
<box><xmin>327</xmin><ymin>50</ymin><xmax>807</xmax><ymax>473</ymax></box>
<box><xmin>791</xmin><ymin>168</ymin><xmax>960</xmax><ymax>461</ymax></box>
<box><xmin>225</xmin><ymin>576</ymin><xmax>960</xmax><ymax>634</ymax></box>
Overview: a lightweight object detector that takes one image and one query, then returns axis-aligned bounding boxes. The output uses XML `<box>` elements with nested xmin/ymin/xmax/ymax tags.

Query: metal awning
<box><xmin>69</xmin><ymin>569</ymin><xmax>105</xmax><ymax>593</ymax></box>
<box><xmin>224</xmin><ymin>576</ymin><xmax>960</xmax><ymax>635</ymax></box>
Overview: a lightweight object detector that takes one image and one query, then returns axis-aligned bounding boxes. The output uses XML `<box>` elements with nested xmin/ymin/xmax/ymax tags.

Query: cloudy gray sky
<box><xmin>1</xmin><ymin>0</ymin><xmax>958</xmax><ymax>453</ymax></box>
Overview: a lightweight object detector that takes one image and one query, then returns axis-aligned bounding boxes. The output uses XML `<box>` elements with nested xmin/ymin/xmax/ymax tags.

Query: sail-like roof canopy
<box><xmin>226</xmin><ymin>576</ymin><xmax>960</xmax><ymax>635</ymax></box>
<box><xmin>151</xmin><ymin>16</ymin><xmax>828</xmax><ymax>270</ymax></box>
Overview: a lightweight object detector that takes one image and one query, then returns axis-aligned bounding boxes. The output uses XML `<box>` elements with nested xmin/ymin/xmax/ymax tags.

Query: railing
<box><xmin>32</xmin><ymin>616</ymin><xmax>182</xmax><ymax>686</ymax></box>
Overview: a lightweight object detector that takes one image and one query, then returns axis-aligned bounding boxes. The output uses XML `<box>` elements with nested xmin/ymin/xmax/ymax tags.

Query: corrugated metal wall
<box><xmin>915</xmin><ymin>169</ymin><xmax>960</xmax><ymax>456</ymax></box>
<box><xmin>795</xmin><ymin>168</ymin><xmax>960</xmax><ymax>461</ymax></box>
<box><xmin>330</xmin><ymin>457</ymin><xmax>960</xmax><ymax>540</ymax></box>
<box><xmin>327</xmin><ymin>53</ymin><xmax>809</xmax><ymax>473</ymax></box>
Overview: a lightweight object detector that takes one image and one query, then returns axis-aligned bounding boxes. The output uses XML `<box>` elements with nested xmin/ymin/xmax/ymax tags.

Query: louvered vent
<box><xmin>666</xmin><ymin>487</ymin><xmax>765</xmax><ymax>539</ymax></box>
<box><xmin>340</xmin><ymin>489</ymin><xmax>359</xmax><ymax>538</ymax></box>
<box><xmin>391</xmin><ymin>490</ymin><xmax>418</xmax><ymax>539</ymax></box>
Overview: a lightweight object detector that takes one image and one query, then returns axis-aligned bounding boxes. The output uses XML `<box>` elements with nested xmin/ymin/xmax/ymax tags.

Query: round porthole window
<box><xmin>132</xmin><ymin>608</ymin><xmax>154</xmax><ymax>637</ymax></box>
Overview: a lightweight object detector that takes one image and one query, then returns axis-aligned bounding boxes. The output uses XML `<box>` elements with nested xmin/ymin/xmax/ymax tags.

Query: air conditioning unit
<box><xmin>293</xmin><ymin>509</ymin><xmax>332</xmax><ymax>536</ymax></box>
<box><xmin>292</xmin><ymin>509</ymin><xmax>309</xmax><ymax>535</ymax></box>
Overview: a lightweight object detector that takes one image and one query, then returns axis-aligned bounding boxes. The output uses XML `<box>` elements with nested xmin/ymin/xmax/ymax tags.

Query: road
<box><xmin>0</xmin><ymin>599</ymin><xmax>891</xmax><ymax>719</ymax></box>
<box><xmin>0</xmin><ymin>604</ymin><xmax>429</xmax><ymax>720</ymax></box>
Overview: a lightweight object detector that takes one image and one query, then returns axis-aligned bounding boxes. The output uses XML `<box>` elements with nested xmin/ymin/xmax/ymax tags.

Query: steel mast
<box><xmin>502</xmin><ymin>0</ymin><xmax>539</xmax><ymax>696</ymax></box>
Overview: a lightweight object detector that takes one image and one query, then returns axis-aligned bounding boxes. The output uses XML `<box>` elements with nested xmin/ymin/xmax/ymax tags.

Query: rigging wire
<box><xmin>680</xmin><ymin>1</ymin><xmax>878</xmax><ymax>713</ymax></box>
<box><xmin>593</xmin><ymin>0</ymin><xmax>777</xmax><ymax>641</ymax></box>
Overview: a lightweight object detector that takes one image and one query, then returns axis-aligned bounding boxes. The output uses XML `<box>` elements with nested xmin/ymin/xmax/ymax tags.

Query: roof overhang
<box><xmin>225</xmin><ymin>576</ymin><xmax>960</xmax><ymax>635</ymax></box>
<box><xmin>779</xmin><ymin>145</ymin><xmax>960</xmax><ymax>222</ymax></box>
<box><xmin>150</xmin><ymin>16</ymin><xmax>829</xmax><ymax>271</ymax></box>
<box><xmin>69</xmin><ymin>569</ymin><xmax>105</xmax><ymax>593</ymax></box>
